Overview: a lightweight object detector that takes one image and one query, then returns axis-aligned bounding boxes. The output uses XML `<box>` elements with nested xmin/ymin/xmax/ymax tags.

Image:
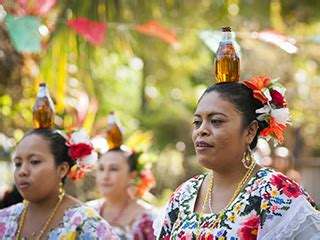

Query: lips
<box><xmin>195</xmin><ymin>141</ymin><xmax>214</xmax><ymax>148</ymax></box>
<box><xmin>18</xmin><ymin>181</ymin><xmax>30</xmax><ymax>189</ymax></box>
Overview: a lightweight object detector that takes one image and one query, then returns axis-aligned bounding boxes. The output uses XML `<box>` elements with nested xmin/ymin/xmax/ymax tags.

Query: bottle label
<box><xmin>37</xmin><ymin>86</ymin><xmax>48</xmax><ymax>98</ymax></box>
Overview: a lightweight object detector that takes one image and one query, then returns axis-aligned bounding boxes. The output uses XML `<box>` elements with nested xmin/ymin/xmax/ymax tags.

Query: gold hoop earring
<box><xmin>242</xmin><ymin>146</ymin><xmax>253</xmax><ymax>169</ymax></box>
<box><xmin>58</xmin><ymin>181</ymin><xmax>65</xmax><ymax>200</ymax></box>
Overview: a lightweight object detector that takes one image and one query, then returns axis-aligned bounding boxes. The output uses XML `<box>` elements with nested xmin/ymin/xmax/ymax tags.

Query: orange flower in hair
<box><xmin>260</xmin><ymin>117</ymin><xmax>286</xmax><ymax>144</ymax></box>
<box><xmin>243</xmin><ymin>76</ymin><xmax>271</xmax><ymax>104</ymax></box>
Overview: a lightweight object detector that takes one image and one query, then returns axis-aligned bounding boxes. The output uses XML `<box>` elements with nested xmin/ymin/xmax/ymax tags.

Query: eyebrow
<box><xmin>13</xmin><ymin>153</ymin><xmax>43</xmax><ymax>161</ymax></box>
<box><xmin>194</xmin><ymin>112</ymin><xmax>228</xmax><ymax>118</ymax></box>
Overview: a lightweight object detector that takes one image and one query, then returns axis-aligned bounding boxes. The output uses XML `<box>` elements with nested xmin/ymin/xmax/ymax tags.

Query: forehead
<box><xmin>16</xmin><ymin>134</ymin><xmax>51</xmax><ymax>155</ymax></box>
<box><xmin>99</xmin><ymin>151</ymin><xmax>128</xmax><ymax>165</ymax></box>
<box><xmin>196</xmin><ymin>91</ymin><xmax>240</xmax><ymax>117</ymax></box>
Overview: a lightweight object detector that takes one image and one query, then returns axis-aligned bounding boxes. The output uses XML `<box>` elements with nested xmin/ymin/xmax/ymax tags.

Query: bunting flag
<box><xmin>135</xmin><ymin>20</ymin><xmax>178</xmax><ymax>46</ymax></box>
<box><xmin>198</xmin><ymin>30</ymin><xmax>241</xmax><ymax>55</ymax></box>
<box><xmin>16</xmin><ymin>0</ymin><xmax>57</xmax><ymax>17</ymax></box>
<box><xmin>66</xmin><ymin>18</ymin><xmax>106</xmax><ymax>46</ymax></box>
<box><xmin>5</xmin><ymin>14</ymin><xmax>41</xmax><ymax>53</ymax></box>
<box><xmin>252</xmin><ymin>29</ymin><xmax>298</xmax><ymax>54</ymax></box>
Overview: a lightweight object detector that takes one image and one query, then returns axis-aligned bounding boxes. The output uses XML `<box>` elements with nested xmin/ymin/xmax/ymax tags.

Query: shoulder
<box><xmin>61</xmin><ymin>205</ymin><xmax>118</xmax><ymax>238</ymax></box>
<box><xmin>256</xmin><ymin>168</ymin><xmax>313</xmax><ymax>202</ymax></box>
<box><xmin>168</xmin><ymin>174</ymin><xmax>205</xmax><ymax>205</ymax></box>
<box><xmin>0</xmin><ymin>203</ymin><xmax>25</xmax><ymax>238</ymax></box>
<box><xmin>85</xmin><ymin>198</ymin><xmax>105</xmax><ymax>212</ymax></box>
<box><xmin>0</xmin><ymin>202</ymin><xmax>24</xmax><ymax>221</ymax></box>
<box><xmin>64</xmin><ymin>204</ymin><xmax>102</xmax><ymax>220</ymax></box>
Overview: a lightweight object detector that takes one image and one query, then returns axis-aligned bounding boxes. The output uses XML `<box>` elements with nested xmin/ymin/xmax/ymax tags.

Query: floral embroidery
<box><xmin>156</xmin><ymin>168</ymin><xmax>317</xmax><ymax>239</ymax></box>
<box><xmin>0</xmin><ymin>204</ymin><xmax>118</xmax><ymax>239</ymax></box>
<box><xmin>86</xmin><ymin>198</ymin><xmax>155</xmax><ymax>239</ymax></box>
<box><xmin>237</xmin><ymin>214</ymin><xmax>259</xmax><ymax>240</ymax></box>
<box><xmin>270</xmin><ymin>174</ymin><xmax>302</xmax><ymax>198</ymax></box>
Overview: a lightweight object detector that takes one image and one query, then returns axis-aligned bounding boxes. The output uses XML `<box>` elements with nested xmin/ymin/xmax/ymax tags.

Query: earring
<box><xmin>58</xmin><ymin>181</ymin><xmax>65</xmax><ymax>200</ymax></box>
<box><xmin>242</xmin><ymin>146</ymin><xmax>253</xmax><ymax>169</ymax></box>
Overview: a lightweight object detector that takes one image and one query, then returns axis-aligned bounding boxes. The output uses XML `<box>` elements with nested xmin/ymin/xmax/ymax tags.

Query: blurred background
<box><xmin>0</xmin><ymin>0</ymin><xmax>319</xmax><ymax>207</ymax></box>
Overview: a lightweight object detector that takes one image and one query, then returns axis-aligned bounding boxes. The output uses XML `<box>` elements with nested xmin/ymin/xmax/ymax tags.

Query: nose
<box><xmin>196</xmin><ymin>121</ymin><xmax>210</xmax><ymax>137</ymax></box>
<box><xmin>17</xmin><ymin>163</ymin><xmax>29</xmax><ymax>177</ymax></box>
<box><xmin>101</xmin><ymin>170</ymin><xmax>110</xmax><ymax>180</ymax></box>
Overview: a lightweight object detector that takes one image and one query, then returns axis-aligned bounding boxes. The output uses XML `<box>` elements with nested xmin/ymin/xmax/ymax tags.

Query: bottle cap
<box><xmin>222</xmin><ymin>26</ymin><xmax>232</xmax><ymax>32</ymax></box>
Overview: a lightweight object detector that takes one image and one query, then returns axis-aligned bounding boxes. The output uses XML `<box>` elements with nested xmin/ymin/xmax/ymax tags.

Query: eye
<box><xmin>210</xmin><ymin>119</ymin><xmax>223</xmax><ymax>125</ymax></box>
<box><xmin>30</xmin><ymin>160</ymin><xmax>41</xmax><ymax>165</ymax></box>
<box><xmin>110</xmin><ymin>167</ymin><xmax>119</xmax><ymax>172</ymax></box>
<box><xmin>98</xmin><ymin>165</ymin><xmax>104</xmax><ymax>171</ymax></box>
<box><xmin>14</xmin><ymin>162</ymin><xmax>21</xmax><ymax>168</ymax></box>
<box><xmin>192</xmin><ymin>120</ymin><xmax>202</xmax><ymax>129</ymax></box>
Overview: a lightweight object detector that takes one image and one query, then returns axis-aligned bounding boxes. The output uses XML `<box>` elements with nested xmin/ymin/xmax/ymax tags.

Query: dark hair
<box><xmin>200</xmin><ymin>82</ymin><xmax>267</xmax><ymax>149</ymax></box>
<box><xmin>22</xmin><ymin>128</ymin><xmax>75</xmax><ymax>182</ymax></box>
<box><xmin>107</xmin><ymin>148</ymin><xmax>138</xmax><ymax>172</ymax></box>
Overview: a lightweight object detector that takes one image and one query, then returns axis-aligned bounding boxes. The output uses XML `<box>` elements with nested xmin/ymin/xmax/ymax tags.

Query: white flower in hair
<box><xmin>77</xmin><ymin>151</ymin><xmax>98</xmax><ymax>172</ymax></box>
<box><xmin>68</xmin><ymin>129</ymin><xmax>91</xmax><ymax>145</ymax></box>
<box><xmin>271</xmin><ymin>108</ymin><xmax>290</xmax><ymax>125</ymax></box>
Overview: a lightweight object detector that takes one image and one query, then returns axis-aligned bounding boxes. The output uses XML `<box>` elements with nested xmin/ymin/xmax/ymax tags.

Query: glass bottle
<box><xmin>215</xmin><ymin>26</ymin><xmax>240</xmax><ymax>83</ymax></box>
<box><xmin>106</xmin><ymin>112</ymin><xmax>124</xmax><ymax>150</ymax></box>
<box><xmin>32</xmin><ymin>83</ymin><xmax>55</xmax><ymax>129</ymax></box>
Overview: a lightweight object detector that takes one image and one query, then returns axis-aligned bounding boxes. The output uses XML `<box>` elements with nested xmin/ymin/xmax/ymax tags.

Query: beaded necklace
<box><xmin>195</xmin><ymin>160</ymin><xmax>256</xmax><ymax>238</ymax></box>
<box><xmin>15</xmin><ymin>192</ymin><xmax>65</xmax><ymax>240</ymax></box>
<box><xmin>101</xmin><ymin>198</ymin><xmax>130</xmax><ymax>226</ymax></box>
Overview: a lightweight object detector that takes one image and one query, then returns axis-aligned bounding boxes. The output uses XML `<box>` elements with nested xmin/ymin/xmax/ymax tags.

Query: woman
<box><xmin>154</xmin><ymin>77</ymin><xmax>320</xmax><ymax>239</ymax></box>
<box><xmin>86</xmin><ymin>148</ymin><xmax>155</xmax><ymax>239</ymax></box>
<box><xmin>0</xmin><ymin>128</ymin><xmax>119</xmax><ymax>239</ymax></box>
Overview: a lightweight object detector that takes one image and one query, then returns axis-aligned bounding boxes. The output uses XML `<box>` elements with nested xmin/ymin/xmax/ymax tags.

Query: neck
<box><xmin>211</xmin><ymin>162</ymin><xmax>255</xmax><ymax>189</ymax></box>
<box><xmin>27</xmin><ymin>189</ymin><xmax>61</xmax><ymax>213</ymax></box>
<box><xmin>104</xmin><ymin>192</ymin><xmax>131</xmax><ymax>207</ymax></box>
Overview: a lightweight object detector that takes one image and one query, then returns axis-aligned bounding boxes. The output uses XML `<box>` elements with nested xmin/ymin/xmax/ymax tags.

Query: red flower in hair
<box><xmin>270</xmin><ymin>89</ymin><xmax>285</xmax><ymax>107</ymax></box>
<box><xmin>69</xmin><ymin>143</ymin><xmax>93</xmax><ymax>159</ymax></box>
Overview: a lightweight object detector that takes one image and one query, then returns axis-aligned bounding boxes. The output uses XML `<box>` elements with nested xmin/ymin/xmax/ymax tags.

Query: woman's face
<box><xmin>13</xmin><ymin>134</ymin><xmax>64</xmax><ymax>202</ymax></box>
<box><xmin>192</xmin><ymin>91</ymin><xmax>253</xmax><ymax>170</ymax></box>
<box><xmin>96</xmin><ymin>151</ymin><xmax>134</xmax><ymax>197</ymax></box>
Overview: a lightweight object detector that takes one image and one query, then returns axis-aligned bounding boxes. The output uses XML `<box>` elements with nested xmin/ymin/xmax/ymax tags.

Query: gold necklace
<box><xmin>16</xmin><ymin>192</ymin><xmax>65</xmax><ymax>240</ymax></box>
<box><xmin>196</xmin><ymin>160</ymin><xmax>256</xmax><ymax>238</ymax></box>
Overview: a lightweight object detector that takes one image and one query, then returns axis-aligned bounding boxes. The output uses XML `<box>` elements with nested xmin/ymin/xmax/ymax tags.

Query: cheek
<box><xmin>214</xmin><ymin>129</ymin><xmax>232</xmax><ymax>146</ymax></box>
<box><xmin>191</xmin><ymin>130</ymin><xmax>197</xmax><ymax>143</ymax></box>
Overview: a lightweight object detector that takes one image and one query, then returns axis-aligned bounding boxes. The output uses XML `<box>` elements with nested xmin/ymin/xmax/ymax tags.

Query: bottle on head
<box><xmin>32</xmin><ymin>83</ymin><xmax>55</xmax><ymax>129</ymax></box>
<box><xmin>215</xmin><ymin>26</ymin><xmax>240</xmax><ymax>83</ymax></box>
<box><xmin>106</xmin><ymin>112</ymin><xmax>124</xmax><ymax>150</ymax></box>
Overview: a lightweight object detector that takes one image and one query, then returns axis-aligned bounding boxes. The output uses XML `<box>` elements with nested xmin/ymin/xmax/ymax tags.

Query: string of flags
<box><xmin>1</xmin><ymin>0</ymin><xmax>319</xmax><ymax>54</ymax></box>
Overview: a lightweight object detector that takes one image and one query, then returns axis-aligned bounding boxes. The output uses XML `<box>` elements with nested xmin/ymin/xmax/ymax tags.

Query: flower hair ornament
<box><xmin>128</xmin><ymin>149</ymin><xmax>156</xmax><ymax>198</ymax></box>
<box><xmin>65</xmin><ymin>129</ymin><xmax>98</xmax><ymax>181</ymax></box>
<box><xmin>243</xmin><ymin>76</ymin><xmax>290</xmax><ymax>146</ymax></box>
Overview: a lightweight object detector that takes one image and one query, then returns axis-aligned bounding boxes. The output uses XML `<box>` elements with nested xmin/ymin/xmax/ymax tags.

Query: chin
<box><xmin>197</xmin><ymin>157</ymin><xmax>216</xmax><ymax>170</ymax></box>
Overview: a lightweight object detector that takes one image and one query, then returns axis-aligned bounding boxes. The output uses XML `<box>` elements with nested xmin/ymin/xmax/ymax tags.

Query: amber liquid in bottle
<box><xmin>215</xmin><ymin>26</ymin><xmax>240</xmax><ymax>83</ymax></box>
<box><xmin>32</xmin><ymin>83</ymin><xmax>55</xmax><ymax>128</ymax></box>
<box><xmin>106</xmin><ymin>112</ymin><xmax>123</xmax><ymax>149</ymax></box>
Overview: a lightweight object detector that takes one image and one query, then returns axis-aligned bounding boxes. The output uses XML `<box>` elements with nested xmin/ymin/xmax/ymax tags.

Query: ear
<box><xmin>57</xmin><ymin>161</ymin><xmax>70</xmax><ymax>180</ymax></box>
<box><xmin>129</xmin><ymin>170</ymin><xmax>138</xmax><ymax>180</ymax></box>
<box><xmin>246</xmin><ymin>120</ymin><xmax>259</xmax><ymax>145</ymax></box>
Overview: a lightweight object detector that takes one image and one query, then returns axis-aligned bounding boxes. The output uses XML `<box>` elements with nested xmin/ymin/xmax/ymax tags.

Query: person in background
<box><xmin>153</xmin><ymin>76</ymin><xmax>320</xmax><ymax>239</ymax></box>
<box><xmin>272</xmin><ymin>146</ymin><xmax>303</xmax><ymax>184</ymax></box>
<box><xmin>0</xmin><ymin>128</ymin><xmax>119</xmax><ymax>239</ymax></box>
<box><xmin>0</xmin><ymin>185</ymin><xmax>23</xmax><ymax>209</ymax></box>
<box><xmin>86</xmin><ymin>148</ymin><xmax>156</xmax><ymax>240</ymax></box>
